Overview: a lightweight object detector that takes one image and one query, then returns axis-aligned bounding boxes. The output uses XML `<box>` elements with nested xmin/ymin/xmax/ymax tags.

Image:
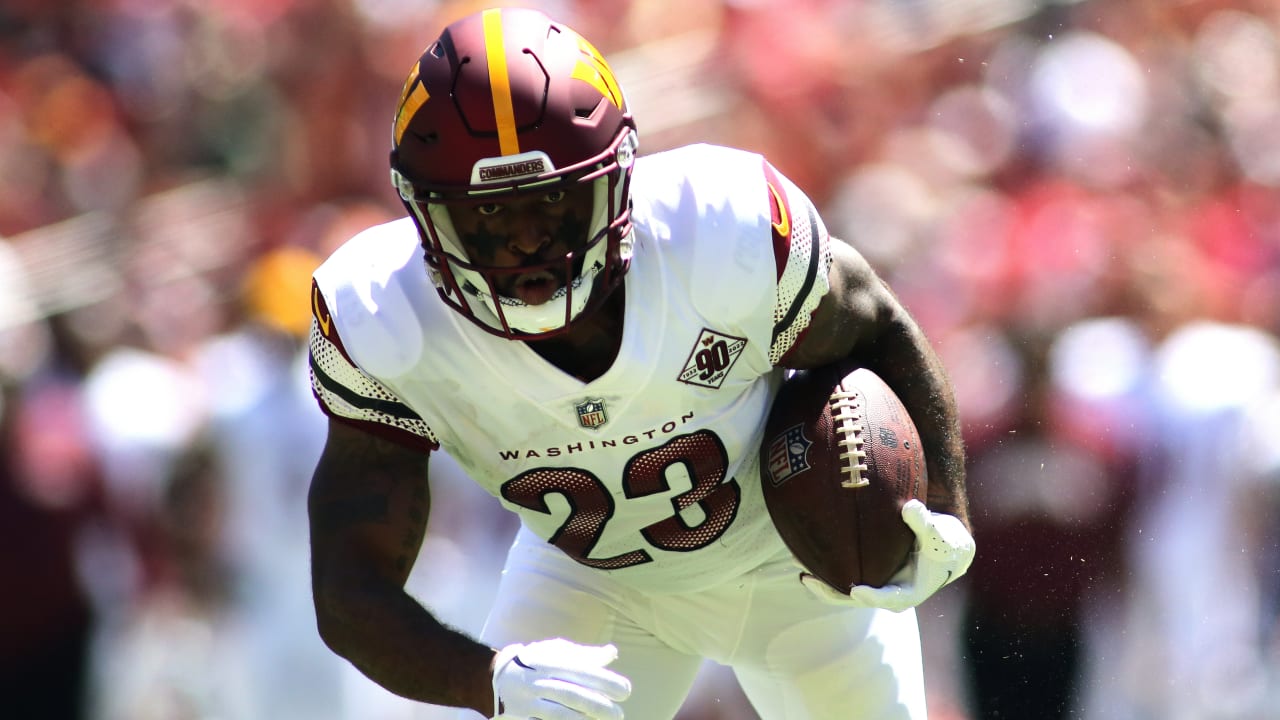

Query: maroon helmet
<box><xmin>389</xmin><ymin>7</ymin><xmax>639</xmax><ymax>339</ymax></box>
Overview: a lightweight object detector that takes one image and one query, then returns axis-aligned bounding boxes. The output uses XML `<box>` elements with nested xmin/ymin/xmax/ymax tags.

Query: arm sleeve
<box><xmin>308</xmin><ymin>281</ymin><xmax>439</xmax><ymax>453</ymax></box>
<box><xmin>764</xmin><ymin>160</ymin><xmax>832</xmax><ymax>366</ymax></box>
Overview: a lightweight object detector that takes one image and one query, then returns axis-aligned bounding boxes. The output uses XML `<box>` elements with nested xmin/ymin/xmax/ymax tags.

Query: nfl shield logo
<box><xmin>575</xmin><ymin>398</ymin><xmax>608</xmax><ymax>429</ymax></box>
<box><xmin>765</xmin><ymin>424</ymin><xmax>811</xmax><ymax>486</ymax></box>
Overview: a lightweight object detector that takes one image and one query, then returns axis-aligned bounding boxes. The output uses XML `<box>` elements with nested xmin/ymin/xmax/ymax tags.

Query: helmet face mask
<box><xmin>388</xmin><ymin>7</ymin><xmax>638</xmax><ymax>340</ymax></box>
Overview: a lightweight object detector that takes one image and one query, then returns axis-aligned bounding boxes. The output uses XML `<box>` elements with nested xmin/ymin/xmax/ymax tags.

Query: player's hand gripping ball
<box><xmin>760</xmin><ymin>364</ymin><xmax>927</xmax><ymax>592</ymax></box>
<box><xmin>805</xmin><ymin>498</ymin><xmax>975</xmax><ymax>612</ymax></box>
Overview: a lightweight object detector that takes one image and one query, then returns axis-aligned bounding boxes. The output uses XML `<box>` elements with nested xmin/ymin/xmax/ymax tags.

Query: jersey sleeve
<box><xmin>308</xmin><ymin>279</ymin><xmax>439</xmax><ymax>452</ymax></box>
<box><xmin>763</xmin><ymin>160</ymin><xmax>832</xmax><ymax>366</ymax></box>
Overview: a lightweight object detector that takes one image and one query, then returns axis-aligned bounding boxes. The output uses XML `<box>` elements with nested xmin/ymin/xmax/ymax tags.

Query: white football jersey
<box><xmin>309</xmin><ymin>144</ymin><xmax>832</xmax><ymax>593</ymax></box>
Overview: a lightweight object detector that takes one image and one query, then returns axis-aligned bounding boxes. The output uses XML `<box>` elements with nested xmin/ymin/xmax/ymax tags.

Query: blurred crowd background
<box><xmin>3</xmin><ymin>0</ymin><xmax>1280</xmax><ymax>718</ymax></box>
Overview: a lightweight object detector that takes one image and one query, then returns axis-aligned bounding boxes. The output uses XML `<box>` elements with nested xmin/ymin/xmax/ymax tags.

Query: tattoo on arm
<box><xmin>313</xmin><ymin>494</ymin><xmax>390</xmax><ymax>533</ymax></box>
<box><xmin>399</xmin><ymin>481</ymin><xmax>429</xmax><ymax>574</ymax></box>
<box><xmin>310</xmin><ymin>421</ymin><xmax>432</xmax><ymax>583</ymax></box>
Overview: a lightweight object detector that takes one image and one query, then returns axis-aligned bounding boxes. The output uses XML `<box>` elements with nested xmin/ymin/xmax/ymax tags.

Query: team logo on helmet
<box><xmin>572</xmin><ymin>37</ymin><xmax>624</xmax><ymax>110</ymax></box>
<box><xmin>393</xmin><ymin>61</ymin><xmax>429</xmax><ymax>145</ymax></box>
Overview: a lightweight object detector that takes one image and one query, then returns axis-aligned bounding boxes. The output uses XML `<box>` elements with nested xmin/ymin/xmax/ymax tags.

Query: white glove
<box><xmin>491</xmin><ymin>638</ymin><xmax>632</xmax><ymax>720</ymax></box>
<box><xmin>801</xmin><ymin>499</ymin><xmax>975</xmax><ymax>613</ymax></box>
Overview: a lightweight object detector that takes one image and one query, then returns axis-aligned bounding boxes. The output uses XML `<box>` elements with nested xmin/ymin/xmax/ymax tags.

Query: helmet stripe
<box><xmin>482</xmin><ymin>9</ymin><xmax>520</xmax><ymax>156</ymax></box>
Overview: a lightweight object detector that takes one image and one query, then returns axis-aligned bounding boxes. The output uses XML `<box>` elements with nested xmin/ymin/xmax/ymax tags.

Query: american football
<box><xmin>759</xmin><ymin>363</ymin><xmax>927</xmax><ymax>592</ymax></box>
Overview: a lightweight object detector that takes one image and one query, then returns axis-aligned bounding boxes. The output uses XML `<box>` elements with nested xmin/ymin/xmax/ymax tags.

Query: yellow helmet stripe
<box><xmin>482</xmin><ymin>9</ymin><xmax>520</xmax><ymax>156</ymax></box>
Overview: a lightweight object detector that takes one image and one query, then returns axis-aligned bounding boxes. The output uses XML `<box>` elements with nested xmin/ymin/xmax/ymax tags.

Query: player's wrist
<box><xmin>455</xmin><ymin>646</ymin><xmax>501</xmax><ymax>717</ymax></box>
<box><xmin>490</xmin><ymin>643</ymin><xmax>522</xmax><ymax>716</ymax></box>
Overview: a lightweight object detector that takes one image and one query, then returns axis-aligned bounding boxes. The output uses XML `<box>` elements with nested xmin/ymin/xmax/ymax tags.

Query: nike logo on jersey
<box><xmin>767</xmin><ymin>180</ymin><xmax>790</xmax><ymax>238</ymax></box>
<box><xmin>312</xmin><ymin>281</ymin><xmax>333</xmax><ymax>337</ymax></box>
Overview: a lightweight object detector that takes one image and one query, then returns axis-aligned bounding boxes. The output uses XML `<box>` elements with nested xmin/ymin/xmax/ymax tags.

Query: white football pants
<box><xmin>473</xmin><ymin>526</ymin><xmax>926</xmax><ymax>720</ymax></box>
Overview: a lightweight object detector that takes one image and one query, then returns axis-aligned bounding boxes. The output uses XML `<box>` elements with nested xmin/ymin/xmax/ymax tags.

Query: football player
<box><xmin>306</xmin><ymin>7</ymin><xmax>974</xmax><ymax>719</ymax></box>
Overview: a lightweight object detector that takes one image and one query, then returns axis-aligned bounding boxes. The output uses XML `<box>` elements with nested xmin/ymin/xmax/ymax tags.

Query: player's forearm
<box><xmin>315</xmin><ymin>583</ymin><xmax>495</xmax><ymax>715</ymax></box>
<box><xmin>852</xmin><ymin>313</ymin><xmax>969</xmax><ymax>529</ymax></box>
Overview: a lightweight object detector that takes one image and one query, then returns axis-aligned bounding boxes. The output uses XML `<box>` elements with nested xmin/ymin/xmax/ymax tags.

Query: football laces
<box><xmin>830</xmin><ymin>388</ymin><xmax>869</xmax><ymax>488</ymax></box>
